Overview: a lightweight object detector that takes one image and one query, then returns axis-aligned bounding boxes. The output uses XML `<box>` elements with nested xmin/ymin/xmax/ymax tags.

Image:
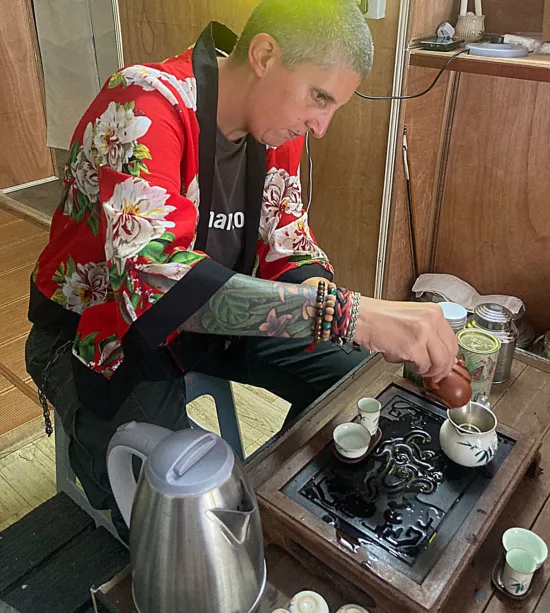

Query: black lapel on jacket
<box><xmin>243</xmin><ymin>137</ymin><xmax>267</xmax><ymax>274</ymax></box>
<box><xmin>192</xmin><ymin>22</ymin><xmax>238</xmax><ymax>251</ymax></box>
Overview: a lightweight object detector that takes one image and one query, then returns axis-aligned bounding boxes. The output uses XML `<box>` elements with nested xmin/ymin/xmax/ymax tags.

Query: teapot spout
<box><xmin>207</xmin><ymin>509</ymin><xmax>252</xmax><ymax>545</ymax></box>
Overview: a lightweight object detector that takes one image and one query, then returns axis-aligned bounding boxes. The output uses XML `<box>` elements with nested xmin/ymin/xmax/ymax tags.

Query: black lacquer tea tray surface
<box><xmin>283</xmin><ymin>384</ymin><xmax>515</xmax><ymax>583</ymax></box>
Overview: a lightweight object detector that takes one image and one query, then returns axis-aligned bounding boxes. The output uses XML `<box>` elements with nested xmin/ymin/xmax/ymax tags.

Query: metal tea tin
<box><xmin>457</xmin><ymin>328</ymin><xmax>501</xmax><ymax>397</ymax></box>
<box><xmin>469</xmin><ymin>303</ymin><xmax>518</xmax><ymax>383</ymax></box>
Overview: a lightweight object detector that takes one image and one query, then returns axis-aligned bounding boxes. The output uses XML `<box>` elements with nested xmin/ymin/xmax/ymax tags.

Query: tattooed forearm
<box><xmin>180</xmin><ymin>274</ymin><xmax>319</xmax><ymax>338</ymax></box>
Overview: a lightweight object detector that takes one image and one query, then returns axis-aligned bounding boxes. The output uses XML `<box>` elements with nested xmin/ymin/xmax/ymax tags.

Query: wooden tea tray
<box><xmin>247</xmin><ymin>355</ymin><xmax>542</xmax><ymax>613</ymax></box>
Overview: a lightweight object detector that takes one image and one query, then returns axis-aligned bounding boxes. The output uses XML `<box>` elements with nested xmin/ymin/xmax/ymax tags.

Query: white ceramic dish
<box><xmin>289</xmin><ymin>590</ymin><xmax>330</xmax><ymax>613</ymax></box>
<box><xmin>333</xmin><ymin>423</ymin><xmax>371</xmax><ymax>459</ymax></box>
<box><xmin>337</xmin><ymin>605</ymin><xmax>370</xmax><ymax>613</ymax></box>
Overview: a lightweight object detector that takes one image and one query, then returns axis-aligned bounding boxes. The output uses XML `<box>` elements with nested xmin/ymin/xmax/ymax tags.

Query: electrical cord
<box><xmin>354</xmin><ymin>48</ymin><xmax>470</xmax><ymax>101</ymax></box>
<box><xmin>305</xmin><ymin>131</ymin><xmax>313</xmax><ymax>213</ymax></box>
<box><xmin>304</xmin><ymin>48</ymin><xmax>470</xmax><ymax>211</ymax></box>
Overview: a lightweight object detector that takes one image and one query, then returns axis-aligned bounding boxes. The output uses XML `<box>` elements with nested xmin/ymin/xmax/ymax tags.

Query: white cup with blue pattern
<box><xmin>502</xmin><ymin>548</ymin><xmax>536</xmax><ymax>596</ymax></box>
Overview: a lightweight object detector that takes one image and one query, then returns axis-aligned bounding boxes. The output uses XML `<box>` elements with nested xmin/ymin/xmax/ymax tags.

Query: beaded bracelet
<box><xmin>309</xmin><ymin>282</ymin><xmax>361</xmax><ymax>350</ymax></box>
<box><xmin>345</xmin><ymin>292</ymin><xmax>361</xmax><ymax>344</ymax></box>
<box><xmin>321</xmin><ymin>282</ymin><xmax>337</xmax><ymax>342</ymax></box>
<box><xmin>312</xmin><ymin>280</ymin><xmax>326</xmax><ymax>344</ymax></box>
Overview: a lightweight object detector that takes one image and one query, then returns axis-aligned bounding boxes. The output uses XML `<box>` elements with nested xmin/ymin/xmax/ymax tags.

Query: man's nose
<box><xmin>305</xmin><ymin>111</ymin><xmax>333</xmax><ymax>139</ymax></box>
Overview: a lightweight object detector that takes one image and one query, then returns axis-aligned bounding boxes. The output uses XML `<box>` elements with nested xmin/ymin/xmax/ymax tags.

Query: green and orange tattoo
<box><xmin>180</xmin><ymin>274</ymin><xmax>319</xmax><ymax>338</ymax></box>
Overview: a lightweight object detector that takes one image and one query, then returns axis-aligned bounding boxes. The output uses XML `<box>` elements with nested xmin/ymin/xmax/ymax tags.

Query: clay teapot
<box><xmin>424</xmin><ymin>360</ymin><xmax>473</xmax><ymax>408</ymax></box>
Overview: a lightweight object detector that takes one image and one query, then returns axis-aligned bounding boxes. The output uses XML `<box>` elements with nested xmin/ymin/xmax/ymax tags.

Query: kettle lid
<box><xmin>146</xmin><ymin>429</ymin><xmax>235</xmax><ymax>496</ymax></box>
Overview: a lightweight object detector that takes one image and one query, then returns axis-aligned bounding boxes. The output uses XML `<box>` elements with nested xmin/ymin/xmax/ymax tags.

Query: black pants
<box><xmin>26</xmin><ymin>324</ymin><xmax>369</xmax><ymax>538</ymax></box>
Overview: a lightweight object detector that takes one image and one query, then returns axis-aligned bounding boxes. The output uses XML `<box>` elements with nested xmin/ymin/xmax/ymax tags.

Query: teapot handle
<box><xmin>107</xmin><ymin>422</ymin><xmax>173</xmax><ymax>527</ymax></box>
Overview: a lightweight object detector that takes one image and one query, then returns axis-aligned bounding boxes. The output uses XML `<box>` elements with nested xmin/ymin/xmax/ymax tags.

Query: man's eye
<box><xmin>315</xmin><ymin>91</ymin><xmax>327</xmax><ymax>103</ymax></box>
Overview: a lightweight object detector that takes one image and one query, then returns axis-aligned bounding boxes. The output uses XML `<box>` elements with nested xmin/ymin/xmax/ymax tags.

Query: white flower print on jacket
<box><xmin>115</xmin><ymin>66</ymin><xmax>197</xmax><ymax>111</ymax></box>
<box><xmin>265</xmin><ymin>216</ymin><xmax>329</xmax><ymax>263</ymax></box>
<box><xmin>260</xmin><ymin>167</ymin><xmax>328</xmax><ymax>263</ymax></box>
<box><xmin>104</xmin><ymin>177</ymin><xmax>176</xmax><ymax>272</ymax></box>
<box><xmin>262</xmin><ymin>168</ymin><xmax>303</xmax><ymax>230</ymax></box>
<box><xmin>92</xmin><ymin>101</ymin><xmax>152</xmax><ymax>171</ymax></box>
<box><xmin>135</xmin><ymin>262</ymin><xmax>193</xmax><ymax>293</ymax></box>
<box><xmin>186</xmin><ymin>175</ymin><xmax>200</xmax><ymax>211</ymax></box>
<box><xmin>72</xmin><ymin>124</ymin><xmax>99</xmax><ymax>201</ymax></box>
<box><xmin>62</xmin><ymin>262</ymin><xmax>109</xmax><ymax>314</ymax></box>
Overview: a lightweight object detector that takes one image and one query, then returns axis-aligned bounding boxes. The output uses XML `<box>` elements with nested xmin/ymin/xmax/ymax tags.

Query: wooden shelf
<box><xmin>409</xmin><ymin>48</ymin><xmax>550</xmax><ymax>83</ymax></box>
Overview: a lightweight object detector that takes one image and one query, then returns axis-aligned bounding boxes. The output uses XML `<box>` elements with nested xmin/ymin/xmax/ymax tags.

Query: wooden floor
<box><xmin>0</xmin><ymin>205</ymin><xmax>49</xmax><ymax>450</ymax></box>
<box><xmin>0</xmin><ymin>201</ymin><xmax>289</xmax><ymax>533</ymax></box>
<box><xmin>0</xmin><ymin>384</ymin><xmax>288</xmax><ymax>533</ymax></box>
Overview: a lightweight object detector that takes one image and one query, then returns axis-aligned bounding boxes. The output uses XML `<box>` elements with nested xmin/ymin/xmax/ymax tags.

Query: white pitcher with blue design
<box><xmin>439</xmin><ymin>401</ymin><xmax>499</xmax><ymax>467</ymax></box>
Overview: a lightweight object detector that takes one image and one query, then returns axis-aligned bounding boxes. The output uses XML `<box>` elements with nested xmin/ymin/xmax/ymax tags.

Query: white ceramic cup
<box><xmin>502</xmin><ymin>548</ymin><xmax>537</xmax><ymax>596</ymax></box>
<box><xmin>272</xmin><ymin>609</ymin><xmax>290</xmax><ymax>613</ymax></box>
<box><xmin>503</xmin><ymin>527</ymin><xmax>548</xmax><ymax>570</ymax></box>
<box><xmin>333</xmin><ymin>423</ymin><xmax>371</xmax><ymax>459</ymax></box>
<box><xmin>357</xmin><ymin>397</ymin><xmax>381</xmax><ymax>436</ymax></box>
<box><xmin>337</xmin><ymin>605</ymin><xmax>370</xmax><ymax>613</ymax></box>
<box><xmin>289</xmin><ymin>590</ymin><xmax>330</xmax><ymax>613</ymax></box>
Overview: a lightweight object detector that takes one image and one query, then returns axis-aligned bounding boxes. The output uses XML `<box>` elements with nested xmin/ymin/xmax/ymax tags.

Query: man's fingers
<box><xmin>438</xmin><ymin>324</ymin><xmax>459</xmax><ymax>367</ymax></box>
<box><xmin>382</xmin><ymin>353</ymin><xmax>403</xmax><ymax>364</ymax></box>
<box><xmin>412</xmin><ymin>348</ymin><xmax>432</xmax><ymax>379</ymax></box>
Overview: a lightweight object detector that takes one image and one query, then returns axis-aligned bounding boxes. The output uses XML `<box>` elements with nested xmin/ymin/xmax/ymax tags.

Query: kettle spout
<box><xmin>207</xmin><ymin>509</ymin><xmax>252</xmax><ymax>545</ymax></box>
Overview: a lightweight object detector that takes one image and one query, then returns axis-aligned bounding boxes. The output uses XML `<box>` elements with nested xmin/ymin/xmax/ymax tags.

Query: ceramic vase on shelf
<box><xmin>455</xmin><ymin>13</ymin><xmax>485</xmax><ymax>42</ymax></box>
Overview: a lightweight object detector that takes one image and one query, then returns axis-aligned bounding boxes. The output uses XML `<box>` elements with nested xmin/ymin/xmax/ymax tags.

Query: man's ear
<box><xmin>248</xmin><ymin>33</ymin><xmax>281</xmax><ymax>78</ymax></box>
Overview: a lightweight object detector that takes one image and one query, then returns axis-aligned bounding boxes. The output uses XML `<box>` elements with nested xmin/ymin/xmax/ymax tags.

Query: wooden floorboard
<box><xmin>0</xmin><ymin>493</ymin><xmax>94</xmax><ymax>594</ymax></box>
<box><xmin>3</xmin><ymin>527</ymin><xmax>127</xmax><ymax>613</ymax></box>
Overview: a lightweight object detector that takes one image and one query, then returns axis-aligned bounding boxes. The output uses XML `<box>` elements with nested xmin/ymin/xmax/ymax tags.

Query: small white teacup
<box><xmin>502</xmin><ymin>548</ymin><xmax>537</xmax><ymax>596</ymax></box>
<box><xmin>357</xmin><ymin>397</ymin><xmax>381</xmax><ymax>436</ymax></box>
<box><xmin>289</xmin><ymin>590</ymin><xmax>330</xmax><ymax>613</ymax></box>
<box><xmin>503</xmin><ymin>527</ymin><xmax>548</xmax><ymax>570</ymax></box>
<box><xmin>333</xmin><ymin>423</ymin><xmax>371</xmax><ymax>459</ymax></box>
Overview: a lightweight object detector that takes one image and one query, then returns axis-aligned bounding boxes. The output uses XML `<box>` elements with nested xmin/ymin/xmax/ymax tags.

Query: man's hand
<box><xmin>354</xmin><ymin>298</ymin><xmax>458</xmax><ymax>382</ymax></box>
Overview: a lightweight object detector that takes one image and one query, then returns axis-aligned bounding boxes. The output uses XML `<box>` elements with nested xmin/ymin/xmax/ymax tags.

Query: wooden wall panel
<box><xmin>482</xmin><ymin>0</ymin><xmax>544</xmax><ymax>35</ymax></box>
<box><xmin>0</xmin><ymin>0</ymin><xmax>55</xmax><ymax>189</ymax></box>
<box><xmin>118</xmin><ymin>0</ymin><xmax>402</xmax><ymax>297</ymax></box>
<box><xmin>118</xmin><ymin>0</ymin><xmax>259</xmax><ymax>65</ymax></box>
<box><xmin>408</xmin><ymin>0</ymin><xmax>456</xmax><ymax>40</ymax></box>
<box><xmin>382</xmin><ymin>66</ymin><xmax>451</xmax><ymax>301</ymax></box>
<box><xmin>307</xmin><ymin>6</ymin><xmax>401</xmax><ymax>296</ymax></box>
<box><xmin>434</xmin><ymin>73</ymin><xmax>550</xmax><ymax>334</ymax></box>
<box><xmin>381</xmin><ymin>0</ymin><xmax>456</xmax><ymax>301</ymax></box>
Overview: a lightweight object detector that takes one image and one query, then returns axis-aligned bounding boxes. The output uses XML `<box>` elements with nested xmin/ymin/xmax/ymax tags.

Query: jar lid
<box><xmin>439</xmin><ymin>302</ymin><xmax>468</xmax><ymax>323</ymax></box>
<box><xmin>473</xmin><ymin>303</ymin><xmax>514</xmax><ymax>331</ymax></box>
<box><xmin>457</xmin><ymin>329</ymin><xmax>501</xmax><ymax>354</ymax></box>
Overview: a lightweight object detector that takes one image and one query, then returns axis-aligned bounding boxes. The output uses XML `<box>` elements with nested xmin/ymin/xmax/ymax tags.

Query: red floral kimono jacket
<box><xmin>29</xmin><ymin>23</ymin><xmax>333</xmax><ymax>416</ymax></box>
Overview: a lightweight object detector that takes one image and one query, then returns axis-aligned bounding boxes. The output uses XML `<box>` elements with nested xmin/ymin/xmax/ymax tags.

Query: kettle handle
<box><xmin>107</xmin><ymin>422</ymin><xmax>173</xmax><ymax>527</ymax></box>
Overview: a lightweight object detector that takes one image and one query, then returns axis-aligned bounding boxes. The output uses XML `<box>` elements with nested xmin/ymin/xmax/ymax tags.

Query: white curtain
<box><xmin>33</xmin><ymin>0</ymin><xmax>121</xmax><ymax>149</ymax></box>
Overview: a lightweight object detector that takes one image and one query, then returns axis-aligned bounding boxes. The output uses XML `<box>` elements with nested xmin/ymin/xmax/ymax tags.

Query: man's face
<box><xmin>246</xmin><ymin>57</ymin><xmax>362</xmax><ymax>148</ymax></box>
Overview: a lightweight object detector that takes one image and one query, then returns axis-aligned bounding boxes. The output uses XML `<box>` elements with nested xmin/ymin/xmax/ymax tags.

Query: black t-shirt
<box><xmin>205</xmin><ymin>126</ymin><xmax>247</xmax><ymax>270</ymax></box>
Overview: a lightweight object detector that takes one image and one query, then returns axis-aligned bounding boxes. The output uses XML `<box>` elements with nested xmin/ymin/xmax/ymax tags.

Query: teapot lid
<box><xmin>146</xmin><ymin>429</ymin><xmax>235</xmax><ymax>496</ymax></box>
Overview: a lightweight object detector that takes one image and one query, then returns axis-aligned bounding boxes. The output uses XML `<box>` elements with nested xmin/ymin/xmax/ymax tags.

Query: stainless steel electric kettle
<box><xmin>107</xmin><ymin>422</ymin><xmax>266</xmax><ymax>613</ymax></box>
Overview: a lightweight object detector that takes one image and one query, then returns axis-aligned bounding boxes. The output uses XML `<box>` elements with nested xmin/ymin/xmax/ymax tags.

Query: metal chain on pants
<box><xmin>37</xmin><ymin>340</ymin><xmax>73</xmax><ymax>437</ymax></box>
